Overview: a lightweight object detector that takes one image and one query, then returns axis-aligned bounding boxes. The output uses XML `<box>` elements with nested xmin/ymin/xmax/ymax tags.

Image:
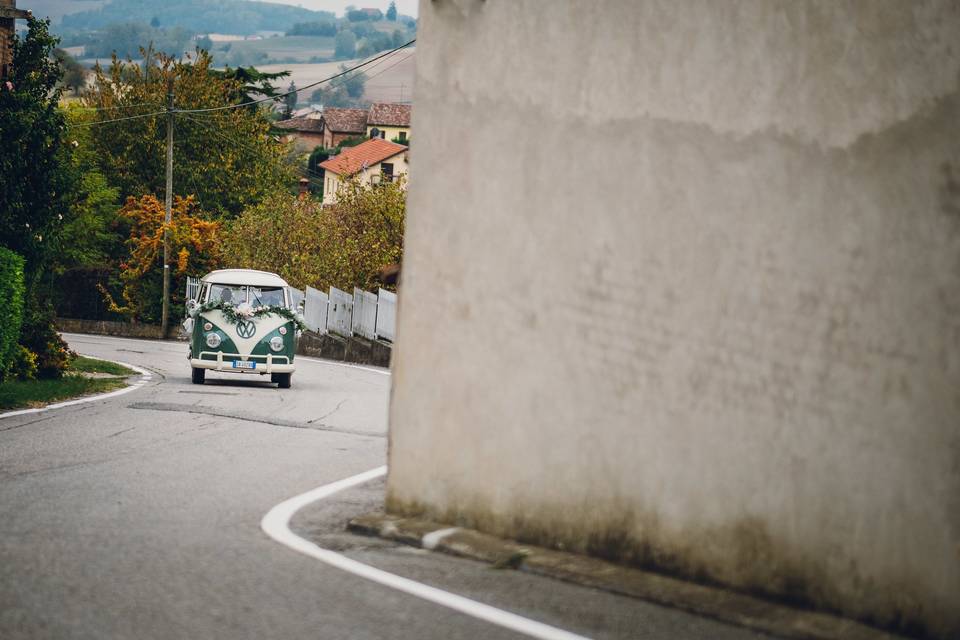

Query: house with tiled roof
<box><xmin>318</xmin><ymin>107</ymin><xmax>369</xmax><ymax>148</ymax></box>
<box><xmin>318</xmin><ymin>138</ymin><xmax>408</xmax><ymax>205</ymax></box>
<box><xmin>366</xmin><ymin>103</ymin><xmax>412</xmax><ymax>144</ymax></box>
<box><xmin>274</xmin><ymin>115</ymin><xmax>325</xmax><ymax>150</ymax></box>
<box><xmin>275</xmin><ymin>107</ymin><xmax>369</xmax><ymax>150</ymax></box>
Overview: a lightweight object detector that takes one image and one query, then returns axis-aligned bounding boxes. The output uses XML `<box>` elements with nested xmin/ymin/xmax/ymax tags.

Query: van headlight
<box><xmin>269</xmin><ymin>336</ymin><xmax>284</xmax><ymax>352</ymax></box>
<box><xmin>206</xmin><ymin>332</ymin><xmax>221</xmax><ymax>348</ymax></box>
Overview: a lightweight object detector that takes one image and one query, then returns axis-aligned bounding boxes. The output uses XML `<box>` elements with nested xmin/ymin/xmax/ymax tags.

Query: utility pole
<box><xmin>160</xmin><ymin>77</ymin><xmax>174</xmax><ymax>339</ymax></box>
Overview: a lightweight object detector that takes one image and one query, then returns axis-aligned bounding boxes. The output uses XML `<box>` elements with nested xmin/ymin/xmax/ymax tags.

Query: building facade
<box><xmin>318</xmin><ymin>137</ymin><xmax>407</xmax><ymax>205</ymax></box>
<box><xmin>386</xmin><ymin>1</ymin><xmax>960</xmax><ymax>638</ymax></box>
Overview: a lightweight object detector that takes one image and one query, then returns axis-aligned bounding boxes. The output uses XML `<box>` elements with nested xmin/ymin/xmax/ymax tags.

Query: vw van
<box><xmin>185</xmin><ymin>269</ymin><xmax>302</xmax><ymax>388</ymax></box>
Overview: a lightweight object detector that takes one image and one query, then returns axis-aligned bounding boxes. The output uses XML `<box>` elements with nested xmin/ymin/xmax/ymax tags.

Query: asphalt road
<box><xmin>0</xmin><ymin>333</ymin><xmax>770</xmax><ymax>640</ymax></box>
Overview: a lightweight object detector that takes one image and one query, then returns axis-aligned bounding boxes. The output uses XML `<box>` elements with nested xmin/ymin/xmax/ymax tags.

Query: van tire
<box><xmin>272</xmin><ymin>372</ymin><xmax>292</xmax><ymax>389</ymax></box>
<box><xmin>191</xmin><ymin>367</ymin><xmax>205</xmax><ymax>384</ymax></box>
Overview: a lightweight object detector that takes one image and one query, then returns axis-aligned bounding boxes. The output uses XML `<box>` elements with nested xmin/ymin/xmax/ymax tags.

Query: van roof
<box><xmin>201</xmin><ymin>269</ymin><xmax>289</xmax><ymax>287</ymax></box>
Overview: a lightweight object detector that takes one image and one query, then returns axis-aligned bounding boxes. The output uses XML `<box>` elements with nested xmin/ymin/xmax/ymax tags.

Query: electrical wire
<box><xmin>178</xmin><ymin>112</ymin><xmax>324</xmax><ymax>187</ymax></box>
<box><xmin>65</xmin><ymin>39</ymin><xmax>415</xmax><ymax>128</ymax></box>
<box><xmin>177</xmin><ymin>39</ymin><xmax>415</xmax><ymax>114</ymax></box>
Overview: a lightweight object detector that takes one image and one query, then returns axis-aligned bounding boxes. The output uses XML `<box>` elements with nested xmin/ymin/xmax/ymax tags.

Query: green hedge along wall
<box><xmin>0</xmin><ymin>248</ymin><xmax>26</xmax><ymax>377</ymax></box>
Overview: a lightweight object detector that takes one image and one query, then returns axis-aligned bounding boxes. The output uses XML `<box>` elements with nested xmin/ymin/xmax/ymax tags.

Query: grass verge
<box><xmin>70</xmin><ymin>355</ymin><xmax>136</xmax><ymax>376</ymax></box>
<box><xmin>0</xmin><ymin>356</ymin><xmax>135</xmax><ymax>411</ymax></box>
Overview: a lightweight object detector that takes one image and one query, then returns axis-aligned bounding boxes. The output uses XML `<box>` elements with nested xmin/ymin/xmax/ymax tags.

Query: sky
<box><xmin>280</xmin><ymin>0</ymin><xmax>419</xmax><ymax>18</ymax></box>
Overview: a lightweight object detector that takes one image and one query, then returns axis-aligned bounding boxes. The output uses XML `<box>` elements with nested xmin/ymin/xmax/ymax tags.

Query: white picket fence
<box><xmin>186</xmin><ymin>275</ymin><xmax>397</xmax><ymax>343</ymax></box>
<box><xmin>304</xmin><ymin>285</ymin><xmax>397</xmax><ymax>342</ymax></box>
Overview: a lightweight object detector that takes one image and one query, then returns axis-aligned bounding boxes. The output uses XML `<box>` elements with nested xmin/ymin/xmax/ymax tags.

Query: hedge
<box><xmin>0</xmin><ymin>248</ymin><xmax>26</xmax><ymax>378</ymax></box>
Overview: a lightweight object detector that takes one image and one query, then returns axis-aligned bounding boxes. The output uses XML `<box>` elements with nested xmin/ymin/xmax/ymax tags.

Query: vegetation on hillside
<box><xmin>61</xmin><ymin>0</ymin><xmax>332</xmax><ymax>35</ymax></box>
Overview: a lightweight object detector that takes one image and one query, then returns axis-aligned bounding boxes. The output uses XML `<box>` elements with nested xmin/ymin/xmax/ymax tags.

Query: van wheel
<box><xmin>272</xmin><ymin>372</ymin><xmax>291</xmax><ymax>389</ymax></box>
<box><xmin>191</xmin><ymin>367</ymin><xmax>205</xmax><ymax>384</ymax></box>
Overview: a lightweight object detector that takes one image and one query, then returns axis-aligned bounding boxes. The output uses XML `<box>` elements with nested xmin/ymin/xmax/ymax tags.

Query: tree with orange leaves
<box><xmin>100</xmin><ymin>194</ymin><xmax>221</xmax><ymax>324</ymax></box>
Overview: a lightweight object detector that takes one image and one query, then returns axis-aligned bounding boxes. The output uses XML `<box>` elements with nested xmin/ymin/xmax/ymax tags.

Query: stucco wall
<box><xmin>366</xmin><ymin>125</ymin><xmax>411</xmax><ymax>142</ymax></box>
<box><xmin>387</xmin><ymin>1</ymin><xmax>960</xmax><ymax>637</ymax></box>
<box><xmin>323</xmin><ymin>153</ymin><xmax>409</xmax><ymax>205</ymax></box>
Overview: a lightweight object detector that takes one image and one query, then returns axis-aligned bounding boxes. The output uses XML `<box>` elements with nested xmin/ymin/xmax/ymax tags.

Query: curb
<box><xmin>0</xmin><ymin>358</ymin><xmax>152</xmax><ymax>420</ymax></box>
<box><xmin>347</xmin><ymin>514</ymin><xmax>906</xmax><ymax>640</ymax></box>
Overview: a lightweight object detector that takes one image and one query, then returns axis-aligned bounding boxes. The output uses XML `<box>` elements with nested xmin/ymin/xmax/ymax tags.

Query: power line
<box><xmin>178</xmin><ymin>112</ymin><xmax>324</xmax><ymax>187</ymax></box>
<box><xmin>177</xmin><ymin>39</ymin><xmax>415</xmax><ymax>115</ymax></box>
<box><xmin>66</xmin><ymin>39</ymin><xmax>415</xmax><ymax>128</ymax></box>
<box><xmin>69</xmin><ymin>101</ymin><xmax>162</xmax><ymax>112</ymax></box>
<box><xmin>67</xmin><ymin>108</ymin><xmax>167</xmax><ymax>128</ymax></box>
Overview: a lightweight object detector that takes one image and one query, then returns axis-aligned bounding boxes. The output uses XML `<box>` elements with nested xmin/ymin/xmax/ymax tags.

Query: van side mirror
<box><xmin>186</xmin><ymin>299</ymin><xmax>198</xmax><ymax>314</ymax></box>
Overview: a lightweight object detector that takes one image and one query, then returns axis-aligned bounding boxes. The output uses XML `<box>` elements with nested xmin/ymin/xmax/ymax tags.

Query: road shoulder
<box><xmin>348</xmin><ymin>514</ymin><xmax>905</xmax><ymax>640</ymax></box>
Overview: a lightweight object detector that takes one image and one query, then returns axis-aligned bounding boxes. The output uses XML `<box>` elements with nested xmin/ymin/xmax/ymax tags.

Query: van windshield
<box><xmin>208</xmin><ymin>285</ymin><xmax>286</xmax><ymax>307</ymax></box>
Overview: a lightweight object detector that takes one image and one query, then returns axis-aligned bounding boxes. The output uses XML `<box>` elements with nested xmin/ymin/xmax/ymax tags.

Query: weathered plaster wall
<box><xmin>387</xmin><ymin>1</ymin><xmax>960</xmax><ymax>636</ymax></box>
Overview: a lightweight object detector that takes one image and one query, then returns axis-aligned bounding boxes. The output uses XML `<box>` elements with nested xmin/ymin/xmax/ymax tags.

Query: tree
<box><xmin>0</xmin><ymin>17</ymin><xmax>77</xmax><ymax>378</ymax></box>
<box><xmin>223</xmin><ymin>177</ymin><xmax>405</xmax><ymax>293</ymax></box>
<box><xmin>209</xmin><ymin>64</ymin><xmax>291</xmax><ymax>111</ymax></box>
<box><xmin>334</xmin><ymin>30</ymin><xmax>356</xmax><ymax>59</ymax></box>
<box><xmin>284</xmin><ymin>81</ymin><xmax>297</xmax><ymax>119</ymax></box>
<box><xmin>222</xmin><ymin>192</ymin><xmax>325</xmax><ymax>289</ymax></box>
<box><xmin>386</xmin><ymin>1</ymin><xmax>397</xmax><ymax>21</ymax></box>
<box><xmin>196</xmin><ymin>34</ymin><xmax>213</xmax><ymax>51</ymax></box>
<box><xmin>82</xmin><ymin>50</ymin><xmax>295</xmax><ymax>218</ymax></box>
<box><xmin>101</xmin><ymin>194</ymin><xmax>221</xmax><ymax>324</ymax></box>
<box><xmin>54</xmin><ymin>48</ymin><xmax>87</xmax><ymax>95</ymax></box>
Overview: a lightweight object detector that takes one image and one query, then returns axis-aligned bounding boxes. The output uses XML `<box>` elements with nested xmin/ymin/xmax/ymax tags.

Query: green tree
<box><xmin>54</xmin><ymin>48</ymin><xmax>87</xmax><ymax>95</ymax></box>
<box><xmin>224</xmin><ymin>177</ymin><xmax>405</xmax><ymax>293</ymax></box>
<box><xmin>284</xmin><ymin>80</ymin><xmax>297</xmax><ymax>118</ymax></box>
<box><xmin>386</xmin><ymin>2</ymin><xmax>397</xmax><ymax>21</ymax></box>
<box><xmin>0</xmin><ymin>17</ymin><xmax>77</xmax><ymax>378</ymax></box>
<box><xmin>334</xmin><ymin>30</ymin><xmax>356</xmax><ymax>59</ymax></box>
<box><xmin>82</xmin><ymin>50</ymin><xmax>294</xmax><ymax>218</ymax></box>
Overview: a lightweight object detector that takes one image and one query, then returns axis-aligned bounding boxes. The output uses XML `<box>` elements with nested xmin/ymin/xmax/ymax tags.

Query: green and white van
<box><xmin>185</xmin><ymin>269</ymin><xmax>303</xmax><ymax>388</ymax></box>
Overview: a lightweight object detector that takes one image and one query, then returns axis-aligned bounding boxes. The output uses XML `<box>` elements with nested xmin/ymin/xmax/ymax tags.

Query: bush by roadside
<box><xmin>0</xmin><ymin>249</ymin><xmax>26</xmax><ymax>381</ymax></box>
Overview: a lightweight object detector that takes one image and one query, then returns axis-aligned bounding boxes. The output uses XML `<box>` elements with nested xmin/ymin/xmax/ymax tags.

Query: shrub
<box><xmin>9</xmin><ymin>345</ymin><xmax>38</xmax><ymax>381</ymax></box>
<box><xmin>0</xmin><ymin>248</ymin><xmax>26</xmax><ymax>380</ymax></box>
<box><xmin>19</xmin><ymin>299</ymin><xmax>74</xmax><ymax>379</ymax></box>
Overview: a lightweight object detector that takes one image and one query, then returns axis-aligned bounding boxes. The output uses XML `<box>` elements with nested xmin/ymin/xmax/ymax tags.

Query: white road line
<box><xmin>0</xmin><ymin>359</ymin><xmax>152</xmax><ymax>420</ymax></box>
<box><xmin>295</xmin><ymin>355</ymin><xmax>390</xmax><ymax>376</ymax></box>
<box><xmin>261</xmin><ymin>468</ymin><xmax>592</xmax><ymax>640</ymax></box>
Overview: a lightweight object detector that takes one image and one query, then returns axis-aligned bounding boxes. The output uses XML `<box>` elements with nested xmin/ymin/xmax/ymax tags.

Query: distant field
<box><xmin>215</xmin><ymin>35</ymin><xmax>335</xmax><ymax>63</ymax></box>
<box><xmin>27</xmin><ymin>0</ymin><xmax>108</xmax><ymax>24</ymax></box>
<box><xmin>257</xmin><ymin>47</ymin><xmax>416</xmax><ymax>105</ymax></box>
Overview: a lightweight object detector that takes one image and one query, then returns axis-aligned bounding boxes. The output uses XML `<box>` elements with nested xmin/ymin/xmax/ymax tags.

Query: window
<box><xmin>398</xmin><ymin>131</ymin><xmax>407</xmax><ymax>142</ymax></box>
<box><xmin>381</xmin><ymin>163</ymin><xmax>394</xmax><ymax>182</ymax></box>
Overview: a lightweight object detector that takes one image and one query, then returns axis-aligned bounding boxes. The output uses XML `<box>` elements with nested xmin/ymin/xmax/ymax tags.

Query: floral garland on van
<box><xmin>192</xmin><ymin>300</ymin><xmax>309</xmax><ymax>331</ymax></box>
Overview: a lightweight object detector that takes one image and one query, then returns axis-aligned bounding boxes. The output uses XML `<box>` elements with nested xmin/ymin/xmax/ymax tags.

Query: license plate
<box><xmin>232</xmin><ymin>360</ymin><xmax>256</xmax><ymax>370</ymax></box>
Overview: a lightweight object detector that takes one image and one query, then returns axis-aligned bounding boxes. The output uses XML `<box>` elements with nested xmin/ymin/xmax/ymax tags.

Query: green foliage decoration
<box><xmin>192</xmin><ymin>300</ymin><xmax>308</xmax><ymax>332</ymax></box>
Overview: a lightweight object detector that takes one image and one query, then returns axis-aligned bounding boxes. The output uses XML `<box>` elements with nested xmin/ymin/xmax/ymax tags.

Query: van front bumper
<box><xmin>190</xmin><ymin>352</ymin><xmax>295</xmax><ymax>374</ymax></box>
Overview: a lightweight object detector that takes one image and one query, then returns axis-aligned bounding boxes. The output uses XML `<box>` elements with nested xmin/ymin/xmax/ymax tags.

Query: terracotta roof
<box><xmin>319</xmin><ymin>138</ymin><xmax>407</xmax><ymax>176</ymax></box>
<box><xmin>274</xmin><ymin>117</ymin><xmax>324</xmax><ymax>133</ymax></box>
<box><xmin>321</xmin><ymin>107</ymin><xmax>368</xmax><ymax>133</ymax></box>
<box><xmin>367</xmin><ymin>103</ymin><xmax>411</xmax><ymax>127</ymax></box>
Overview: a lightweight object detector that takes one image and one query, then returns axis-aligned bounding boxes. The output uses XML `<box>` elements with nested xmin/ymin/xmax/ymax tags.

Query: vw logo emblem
<box><xmin>236</xmin><ymin>320</ymin><xmax>256</xmax><ymax>339</ymax></box>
